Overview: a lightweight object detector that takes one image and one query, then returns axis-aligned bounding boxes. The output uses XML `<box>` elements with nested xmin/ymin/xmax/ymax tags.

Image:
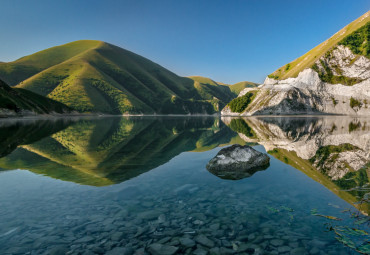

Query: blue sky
<box><xmin>1</xmin><ymin>0</ymin><xmax>369</xmax><ymax>83</ymax></box>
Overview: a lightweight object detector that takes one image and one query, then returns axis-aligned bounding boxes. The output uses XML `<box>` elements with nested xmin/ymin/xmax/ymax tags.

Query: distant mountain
<box><xmin>228</xmin><ymin>81</ymin><xmax>259</xmax><ymax>95</ymax></box>
<box><xmin>189</xmin><ymin>76</ymin><xmax>258</xmax><ymax>95</ymax></box>
<box><xmin>222</xmin><ymin>11</ymin><xmax>370</xmax><ymax>116</ymax></box>
<box><xmin>0</xmin><ymin>79</ymin><xmax>72</xmax><ymax>116</ymax></box>
<box><xmin>0</xmin><ymin>41</ymin><xmax>240</xmax><ymax>114</ymax></box>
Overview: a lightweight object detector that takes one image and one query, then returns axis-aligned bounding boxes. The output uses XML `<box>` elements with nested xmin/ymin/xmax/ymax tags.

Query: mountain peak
<box><xmin>0</xmin><ymin>41</ymin><xmax>241</xmax><ymax>114</ymax></box>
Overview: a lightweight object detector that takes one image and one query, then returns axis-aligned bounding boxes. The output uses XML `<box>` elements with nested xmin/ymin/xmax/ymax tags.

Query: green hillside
<box><xmin>189</xmin><ymin>76</ymin><xmax>258</xmax><ymax>96</ymax></box>
<box><xmin>0</xmin><ymin>79</ymin><xmax>72</xmax><ymax>116</ymax></box>
<box><xmin>269</xmin><ymin>11</ymin><xmax>370</xmax><ymax>80</ymax></box>
<box><xmin>229</xmin><ymin>81</ymin><xmax>259</xmax><ymax>94</ymax></box>
<box><xmin>188</xmin><ymin>76</ymin><xmax>219</xmax><ymax>86</ymax></box>
<box><xmin>0</xmin><ymin>41</ymin><xmax>237</xmax><ymax>114</ymax></box>
<box><xmin>0</xmin><ymin>40</ymin><xmax>101</xmax><ymax>86</ymax></box>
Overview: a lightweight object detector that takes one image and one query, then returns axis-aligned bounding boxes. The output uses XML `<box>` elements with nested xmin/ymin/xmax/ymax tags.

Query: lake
<box><xmin>0</xmin><ymin>116</ymin><xmax>369</xmax><ymax>255</ymax></box>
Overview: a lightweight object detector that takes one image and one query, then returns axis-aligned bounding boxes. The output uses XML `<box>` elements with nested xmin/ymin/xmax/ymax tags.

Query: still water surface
<box><xmin>0</xmin><ymin>116</ymin><xmax>369</xmax><ymax>254</ymax></box>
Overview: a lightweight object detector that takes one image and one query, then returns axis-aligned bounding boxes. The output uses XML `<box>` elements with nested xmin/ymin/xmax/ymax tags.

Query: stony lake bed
<box><xmin>0</xmin><ymin>116</ymin><xmax>369</xmax><ymax>255</ymax></box>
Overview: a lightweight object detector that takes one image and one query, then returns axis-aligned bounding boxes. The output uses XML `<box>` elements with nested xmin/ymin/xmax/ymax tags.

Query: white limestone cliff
<box><xmin>222</xmin><ymin>46</ymin><xmax>370</xmax><ymax>116</ymax></box>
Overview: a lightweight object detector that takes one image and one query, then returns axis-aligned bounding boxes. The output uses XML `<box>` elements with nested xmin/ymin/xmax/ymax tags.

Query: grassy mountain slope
<box><xmin>189</xmin><ymin>76</ymin><xmax>258</xmax><ymax>96</ymax></box>
<box><xmin>188</xmin><ymin>76</ymin><xmax>219</xmax><ymax>86</ymax></box>
<box><xmin>0</xmin><ymin>40</ymin><xmax>101</xmax><ymax>86</ymax></box>
<box><xmin>270</xmin><ymin>11</ymin><xmax>370</xmax><ymax>80</ymax></box>
<box><xmin>0</xmin><ymin>41</ymin><xmax>237</xmax><ymax>114</ymax></box>
<box><xmin>0</xmin><ymin>79</ymin><xmax>72</xmax><ymax>115</ymax></box>
<box><xmin>229</xmin><ymin>81</ymin><xmax>259</xmax><ymax>95</ymax></box>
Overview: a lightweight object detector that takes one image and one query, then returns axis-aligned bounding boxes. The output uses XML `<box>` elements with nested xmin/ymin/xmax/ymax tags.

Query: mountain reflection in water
<box><xmin>0</xmin><ymin>117</ymin><xmax>243</xmax><ymax>186</ymax></box>
<box><xmin>0</xmin><ymin>116</ymin><xmax>368</xmax><ymax>214</ymax></box>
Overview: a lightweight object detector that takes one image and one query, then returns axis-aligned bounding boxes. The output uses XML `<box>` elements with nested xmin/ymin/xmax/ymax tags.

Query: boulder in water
<box><xmin>206</xmin><ymin>144</ymin><xmax>270</xmax><ymax>180</ymax></box>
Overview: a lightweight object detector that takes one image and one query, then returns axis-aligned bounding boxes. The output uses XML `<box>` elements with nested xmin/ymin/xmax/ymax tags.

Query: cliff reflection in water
<box><xmin>0</xmin><ymin>117</ymin><xmax>242</xmax><ymax>186</ymax></box>
<box><xmin>223</xmin><ymin>116</ymin><xmax>370</xmax><ymax>214</ymax></box>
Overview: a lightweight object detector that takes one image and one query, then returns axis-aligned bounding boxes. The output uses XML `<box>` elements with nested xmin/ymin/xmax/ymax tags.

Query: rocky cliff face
<box><xmin>314</xmin><ymin>45</ymin><xmax>370</xmax><ymax>81</ymax></box>
<box><xmin>222</xmin><ymin>17</ymin><xmax>370</xmax><ymax>116</ymax></box>
<box><xmin>222</xmin><ymin>48</ymin><xmax>370</xmax><ymax>116</ymax></box>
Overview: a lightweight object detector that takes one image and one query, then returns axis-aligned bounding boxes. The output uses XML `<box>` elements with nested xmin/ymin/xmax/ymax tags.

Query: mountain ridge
<box><xmin>0</xmin><ymin>41</ymin><xmax>254</xmax><ymax>115</ymax></box>
<box><xmin>269</xmin><ymin>11</ymin><xmax>370</xmax><ymax>80</ymax></box>
<box><xmin>188</xmin><ymin>76</ymin><xmax>258</xmax><ymax>95</ymax></box>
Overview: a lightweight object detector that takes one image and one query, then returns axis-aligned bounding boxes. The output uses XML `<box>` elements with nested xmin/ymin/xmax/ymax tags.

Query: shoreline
<box><xmin>1</xmin><ymin>113</ymin><xmax>370</xmax><ymax>120</ymax></box>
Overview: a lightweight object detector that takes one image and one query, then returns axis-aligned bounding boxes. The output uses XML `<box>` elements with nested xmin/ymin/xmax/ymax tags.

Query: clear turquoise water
<box><xmin>0</xmin><ymin>117</ymin><xmax>368</xmax><ymax>255</ymax></box>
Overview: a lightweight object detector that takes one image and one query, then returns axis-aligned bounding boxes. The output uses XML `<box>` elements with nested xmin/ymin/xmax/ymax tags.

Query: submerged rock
<box><xmin>106</xmin><ymin>247</ymin><xmax>129</xmax><ymax>255</ymax></box>
<box><xmin>195</xmin><ymin>234</ymin><xmax>215</xmax><ymax>248</ymax></box>
<box><xmin>179</xmin><ymin>237</ymin><xmax>195</xmax><ymax>248</ymax></box>
<box><xmin>206</xmin><ymin>144</ymin><xmax>270</xmax><ymax>180</ymax></box>
<box><xmin>147</xmin><ymin>243</ymin><xmax>178</xmax><ymax>255</ymax></box>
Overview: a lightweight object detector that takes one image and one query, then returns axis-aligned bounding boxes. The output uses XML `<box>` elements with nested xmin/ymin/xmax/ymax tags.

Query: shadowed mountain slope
<box><xmin>0</xmin><ymin>79</ymin><xmax>72</xmax><ymax>116</ymax></box>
